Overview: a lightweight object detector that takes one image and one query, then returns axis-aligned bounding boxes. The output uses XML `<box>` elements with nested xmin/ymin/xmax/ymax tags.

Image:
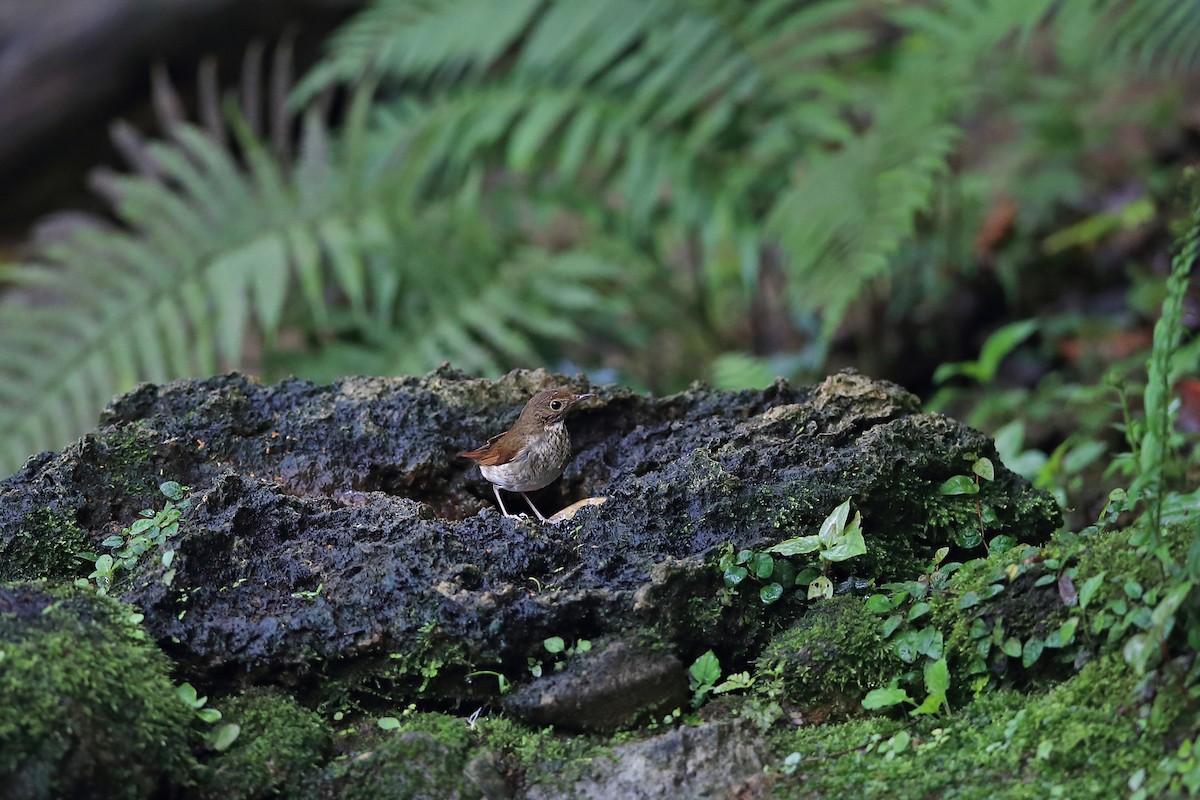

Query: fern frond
<box><xmin>293</xmin><ymin>0</ymin><xmax>544</xmax><ymax>103</ymax></box>
<box><xmin>767</xmin><ymin>0</ymin><xmax>1062</xmax><ymax>330</ymax></box>
<box><xmin>0</xmin><ymin>55</ymin><xmax>360</xmax><ymax>476</ymax></box>
<box><xmin>1092</xmin><ymin>0</ymin><xmax>1200</xmax><ymax>71</ymax></box>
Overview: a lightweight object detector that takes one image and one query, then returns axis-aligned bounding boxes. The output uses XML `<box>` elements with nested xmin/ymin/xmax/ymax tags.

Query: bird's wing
<box><xmin>458</xmin><ymin>430</ymin><xmax>520</xmax><ymax>466</ymax></box>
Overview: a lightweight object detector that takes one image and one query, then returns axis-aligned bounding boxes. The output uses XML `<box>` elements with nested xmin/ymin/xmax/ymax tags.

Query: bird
<box><xmin>459</xmin><ymin>387</ymin><xmax>592</xmax><ymax>522</ymax></box>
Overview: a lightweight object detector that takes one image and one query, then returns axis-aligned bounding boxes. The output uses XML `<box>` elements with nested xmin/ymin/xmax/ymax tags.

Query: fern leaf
<box><xmin>293</xmin><ymin>0</ymin><xmax>543</xmax><ymax>102</ymax></box>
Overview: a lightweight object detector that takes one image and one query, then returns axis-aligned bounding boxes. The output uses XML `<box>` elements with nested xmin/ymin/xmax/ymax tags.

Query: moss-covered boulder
<box><xmin>0</xmin><ymin>582</ymin><xmax>197</xmax><ymax>799</ymax></box>
<box><xmin>755</xmin><ymin>595</ymin><xmax>893</xmax><ymax>717</ymax></box>
<box><xmin>199</xmin><ymin>687</ymin><xmax>332</xmax><ymax>799</ymax></box>
<box><xmin>0</xmin><ymin>369</ymin><xmax>1058</xmax><ymax>700</ymax></box>
<box><xmin>0</xmin><ymin>368</ymin><xmax>1072</xmax><ymax>796</ymax></box>
<box><xmin>299</xmin><ymin>712</ymin><xmax>503</xmax><ymax>800</ymax></box>
<box><xmin>769</xmin><ymin>654</ymin><xmax>1185</xmax><ymax>799</ymax></box>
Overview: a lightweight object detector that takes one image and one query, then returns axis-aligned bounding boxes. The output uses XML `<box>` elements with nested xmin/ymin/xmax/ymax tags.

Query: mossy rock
<box><xmin>0</xmin><ymin>582</ymin><xmax>197</xmax><ymax>800</ymax></box>
<box><xmin>299</xmin><ymin>712</ymin><xmax>501</xmax><ymax>800</ymax></box>
<box><xmin>199</xmin><ymin>687</ymin><xmax>332</xmax><ymax>799</ymax></box>
<box><xmin>0</xmin><ymin>369</ymin><xmax>1059</xmax><ymax>691</ymax></box>
<box><xmin>768</xmin><ymin>654</ymin><xmax>1176</xmax><ymax>799</ymax></box>
<box><xmin>4</xmin><ymin>508</ymin><xmax>90</xmax><ymax>581</ymax></box>
<box><xmin>755</xmin><ymin>595</ymin><xmax>892</xmax><ymax>715</ymax></box>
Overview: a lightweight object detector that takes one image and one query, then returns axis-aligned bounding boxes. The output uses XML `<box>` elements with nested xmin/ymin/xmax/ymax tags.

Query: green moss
<box><xmin>5</xmin><ymin>509</ymin><xmax>90</xmax><ymax>581</ymax></box>
<box><xmin>95</xmin><ymin>423</ymin><xmax>162</xmax><ymax>497</ymax></box>
<box><xmin>200</xmin><ymin>687</ymin><xmax>332</xmax><ymax>800</ymax></box>
<box><xmin>300</xmin><ymin>712</ymin><xmax>484</xmax><ymax>800</ymax></box>
<box><xmin>328</xmin><ymin>711</ymin><xmax>613</xmax><ymax>796</ymax></box>
<box><xmin>770</xmin><ymin>655</ymin><xmax>1174</xmax><ymax>799</ymax></box>
<box><xmin>1072</xmin><ymin>521</ymin><xmax>1194</xmax><ymax>612</ymax></box>
<box><xmin>101</xmin><ymin>423</ymin><xmax>157</xmax><ymax>466</ymax></box>
<box><xmin>0</xmin><ymin>581</ymin><xmax>197</xmax><ymax>799</ymax></box>
<box><xmin>388</xmin><ymin>709</ymin><xmax>475</xmax><ymax>750</ymax></box>
<box><xmin>930</xmin><ymin>544</ymin><xmax>1048</xmax><ymax>676</ymax></box>
<box><xmin>756</xmin><ymin>595</ymin><xmax>892</xmax><ymax>712</ymax></box>
<box><xmin>476</xmin><ymin>715</ymin><xmax>610</xmax><ymax>787</ymax></box>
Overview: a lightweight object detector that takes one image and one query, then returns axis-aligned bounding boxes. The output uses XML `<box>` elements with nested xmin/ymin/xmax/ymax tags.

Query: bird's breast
<box><xmin>478</xmin><ymin>427</ymin><xmax>571</xmax><ymax>492</ymax></box>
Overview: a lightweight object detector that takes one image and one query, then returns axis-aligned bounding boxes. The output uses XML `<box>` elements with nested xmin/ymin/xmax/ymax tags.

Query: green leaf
<box><xmin>210</xmin><ymin>723</ymin><xmax>241</xmax><ymax>752</ymax></box>
<box><xmin>196</xmin><ymin>708</ymin><xmax>222</xmax><ymax>723</ymax></box>
<box><xmin>910</xmin><ymin>692</ymin><xmax>944</xmax><ymax>716</ymax></box>
<box><xmin>1123</xmin><ymin>634</ymin><xmax>1151</xmax><ymax>673</ymax></box>
<box><xmin>822</xmin><ymin>512</ymin><xmax>867</xmax><ymax>562</ymax></box>
<box><xmin>923</xmin><ymin>657</ymin><xmax>950</xmax><ymax>695</ymax></box>
<box><xmin>958</xmin><ymin>591</ymin><xmax>982</xmax><ymax>610</ymax></box>
<box><xmin>771</xmin><ymin>559</ymin><xmax>798</xmax><ymax>589</ymax></box>
<box><xmin>988</xmin><ymin>534</ymin><xmax>1017</xmax><ymax>553</ymax></box>
<box><xmin>862</xmin><ymin>686</ymin><xmax>914</xmax><ymax>710</ymax></box>
<box><xmin>1150</xmin><ymin>581</ymin><xmax>1193</xmax><ymax>629</ymax></box>
<box><xmin>971</xmin><ymin>457</ymin><xmax>994</xmax><ymax>481</ymax></box>
<box><xmin>723</xmin><ymin>565</ymin><xmax>748</xmax><ymax>587</ymax></box>
<box><xmin>759</xmin><ymin>582</ymin><xmax>784</xmax><ymax>605</ymax></box>
<box><xmin>818</xmin><ymin>498</ymin><xmax>852</xmax><ymax>544</ymax></box>
<box><xmin>769</xmin><ymin>535</ymin><xmax>821</xmax><ymax>556</ymax></box>
<box><xmin>688</xmin><ymin>650</ymin><xmax>721</xmax><ymax>689</ymax></box>
<box><xmin>892</xmin><ymin>631</ymin><xmax>922</xmax><ymax>664</ymax></box>
<box><xmin>934</xmin><ymin>319</ymin><xmax>1037</xmax><ymax>384</ymax></box>
<box><xmin>893</xmin><ymin>626</ymin><xmax>944</xmax><ymax>663</ymax></box>
<box><xmin>911</xmin><ymin>658</ymin><xmax>950</xmax><ymax>716</ymax></box>
<box><xmin>130</xmin><ymin>518</ymin><xmax>154</xmax><ymax>535</ymax></box>
<box><xmin>1049</xmin><ymin>618</ymin><xmax>1079</xmax><ymax>648</ymax></box>
<box><xmin>1021</xmin><ymin>637</ymin><xmax>1044</xmax><ymax>668</ymax></box>
<box><xmin>176</xmin><ymin>682</ymin><xmax>204</xmax><ymax>709</ymax></box>
<box><xmin>882</xmin><ymin>613</ymin><xmax>904</xmax><ymax>638</ymax></box>
<box><xmin>508</xmin><ymin>98</ymin><xmax>570</xmax><ymax>170</ymax></box>
<box><xmin>1078</xmin><ymin>572</ymin><xmax>1106</xmax><ymax>610</ymax></box>
<box><xmin>955</xmin><ymin>527</ymin><xmax>984</xmax><ymax>550</ymax></box>
<box><xmin>807</xmin><ymin>576</ymin><xmax>833</xmax><ymax>600</ymax></box>
<box><xmin>378</xmin><ymin>716</ymin><xmax>401</xmax><ymax>730</ymax></box>
<box><xmin>1001</xmin><ymin>637</ymin><xmax>1022</xmax><ymax>657</ymax></box>
<box><xmin>159</xmin><ymin>481</ymin><xmax>185</xmax><ymax>500</ymax></box>
<box><xmin>907</xmin><ymin>601</ymin><xmax>931</xmax><ymax>622</ymax></box>
<box><xmin>749</xmin><ymin>552</ymin><xmax>775</xmax><ymax>580</ymax></box>
<box><xmin>544</xmin><ymin>636</ymin><xmax>566</xmax><ymax>654</ymax></box>
<box><xmin>713</xmin><ymin>671</ymin><xmax>754</xmax><ymax>694</ymax></box>
<box><xmin>865</xmin><ymin>594</ymin><xmax>895</xmax><ymax>614</ymax></box>
<box><xmin>939</xmin><ymin>475</ymin><xmax>979</xmax><ymax>495</ymax></box>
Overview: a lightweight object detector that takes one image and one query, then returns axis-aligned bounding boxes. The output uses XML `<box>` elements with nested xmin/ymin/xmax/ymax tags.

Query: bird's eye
<box><xmin>550</xmin><ymin>400</ymin><xmax>563</xmax><ymax>410</ymax></box>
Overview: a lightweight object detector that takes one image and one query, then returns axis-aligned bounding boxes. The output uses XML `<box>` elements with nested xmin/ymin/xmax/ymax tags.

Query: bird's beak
<box><xmin>577</xmin><ymin>393</ymin><xmax>594</xmax><ymax>402</ymax></box>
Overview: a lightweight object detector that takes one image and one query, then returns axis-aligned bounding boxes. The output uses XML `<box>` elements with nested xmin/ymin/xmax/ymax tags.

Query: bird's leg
<box><xmin>492</xmin><ymin>484</ymin><xmax>516</xmax><ymax>518</ymax></box>
<box><xmin>521</xmin><ymin>492</ymin><xmax>550</xmax><ymax>522</ymax></box>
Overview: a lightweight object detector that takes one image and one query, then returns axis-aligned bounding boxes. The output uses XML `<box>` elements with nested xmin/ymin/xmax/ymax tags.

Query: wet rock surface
<box><xmin>503</xmin><ymin>638</ymin><xmax>689</xmax><ymax>732</ymax></box>
<box><xmin>0</xmin><ymin>367</ymin><xmax>1060</xmax><ymax>796</ymax></box>
<box><xmin>523</xmin><ymin>719</ymin><xmax>766</xmax><ymax>800</ymax></box>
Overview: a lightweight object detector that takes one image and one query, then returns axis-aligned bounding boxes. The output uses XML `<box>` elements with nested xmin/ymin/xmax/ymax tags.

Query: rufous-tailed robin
<box><xmin>459</xmin><ymin>387</ymin><xmax>592</xmax><ymax>521</ymax></box>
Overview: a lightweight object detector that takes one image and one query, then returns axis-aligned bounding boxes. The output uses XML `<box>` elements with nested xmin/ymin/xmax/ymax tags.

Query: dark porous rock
<box><xmin>0</xmin><ymin>366</ymin><xmax>1059</xmax><ymax>723</ymax></box>
<box><xmin>503</xmin><ymin>638</ymin><xmax>689</xmax><ymax>732</ymax></box>
<box><xmin>523</xmin><ymin>719</ymin><xmax>765</xmax><ymax>800</ymax></box>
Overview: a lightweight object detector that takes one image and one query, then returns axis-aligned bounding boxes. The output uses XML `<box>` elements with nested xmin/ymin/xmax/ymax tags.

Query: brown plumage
<box><xmin>459</xmin><ymin>387</ymin><xmax>592</xmax><ymax>521</ymax></box>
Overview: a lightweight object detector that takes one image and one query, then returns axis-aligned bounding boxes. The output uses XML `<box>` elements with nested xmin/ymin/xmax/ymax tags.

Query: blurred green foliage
<box><xmin>0</xmin><ymin>0</ymin><xmax>1198</xmax><ymax>477</ymax></box>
